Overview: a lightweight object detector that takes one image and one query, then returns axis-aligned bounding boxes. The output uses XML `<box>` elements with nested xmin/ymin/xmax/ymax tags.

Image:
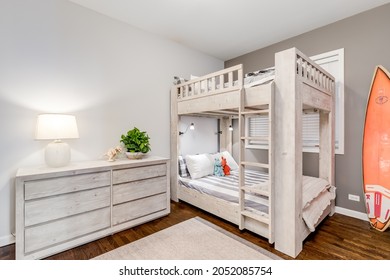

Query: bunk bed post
<box><xmin>319</xmin><ymin>83</ymin><xmax>336</xmax><ymax>214</ymax></box>
<box><xmin>170</xmin><ymin>86</ymin><xmax>179</xmax><ymax>202</ymax></box>
<box><xmin>319</xmin><ymin>107</ymin><xmax>335</xmax><ymax>184</ymax></box>
<box><xmin>274</xmin><ymin>48</ymin><xmax>303</xmax><ymax>257</ymax></box>
<box><xmin>219</xmin><ymin>116</ymin><xmax>233</xmax><ymax>154</ymax></box>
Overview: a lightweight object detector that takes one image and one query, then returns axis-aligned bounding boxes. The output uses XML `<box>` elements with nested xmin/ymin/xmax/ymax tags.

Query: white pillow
<box><xmin>190</xmin><ymin>75</ymin><xmax>199</xmax><ymax>80</ymax></box>
<box><xmin>212</xmin><ymin>151</ymin><xmax>239</xmax><ymax>171</ymax></box>
<box><xmin>185</xmin><ymin>154</ymin><xmax>214</xmax><ymax>179</ymax></box>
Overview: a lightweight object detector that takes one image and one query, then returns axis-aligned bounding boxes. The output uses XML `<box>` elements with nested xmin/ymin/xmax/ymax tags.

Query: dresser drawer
<box><xmin>15</xmin><ymin>157</ymin><xmax>170</xmax><ymax>259</ymax></box>
<box><xmin>24</xmin><ymin>207</ymin><xmax>110</xmax><ymax>254</ymax></box>
<box><xmin>112</xmin><ymin>193</ymin><xmax>167</xmax><ymax>225</ymax></box>
<box><xmin>25</xmin><ymin>186</ymin><xmax>110</xmax><ymax>227</ymax></box>
<box><xmin>24</xmin><ymin>171</ymin><xmax>110</xmax><ymax>200</ymax></box>
<box><xmin>112</xmin><ymin>164</ymin><xmax>166</xmax><ymax>184</ymax></box>
<box><xmin>113</xmin><ymin>176</ymin><xmax>166</xmax><ymax>205</ymax></box>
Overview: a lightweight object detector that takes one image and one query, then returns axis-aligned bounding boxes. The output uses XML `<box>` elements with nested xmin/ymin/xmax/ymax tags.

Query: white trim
<box><xmin>311</xmin><ymin>48</ymin><xmax>345</xmax><ymax>155</ymax></box>
<box><xmin>0</xmin><ymin>234</ymin><xmax>15</xmax><ymax>247</ymax></box>
<box><xmin>335</xmin><ymin>206</ymin><xmax>369</xmax><ymax>221</ymax></box>
<box><xmin>246</xmin><ymin>48</ymin><xmax>345</xmax><ymax>155</ymax></box>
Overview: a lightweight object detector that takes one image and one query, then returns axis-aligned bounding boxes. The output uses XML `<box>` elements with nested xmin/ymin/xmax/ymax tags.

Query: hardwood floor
<box><xmin>1</xmin><ymin>201</ymin><xmax>390</xmax><ymax>260</ymax></box>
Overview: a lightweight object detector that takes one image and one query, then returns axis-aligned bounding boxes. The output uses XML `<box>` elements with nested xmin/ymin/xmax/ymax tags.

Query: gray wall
<box><xmin>0</xmin><ymin>0</ymin><xmax>223</xmax><ymax>245</ymax></box>
<box><xmin>225</xmin><ymin>4</ymin><xmax>390</xmax><ymax>213</ymax></box>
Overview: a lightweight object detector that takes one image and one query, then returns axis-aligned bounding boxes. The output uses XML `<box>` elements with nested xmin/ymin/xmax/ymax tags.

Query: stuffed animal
<box><xmin>221</xmin><ymin>156</ymin><xmax>231</xmax><ymax>175</ymax></box>
<box><xmin>214</xmin><ymin>158</ymin><xmax>224</xmax><ymax>176</ymax></box>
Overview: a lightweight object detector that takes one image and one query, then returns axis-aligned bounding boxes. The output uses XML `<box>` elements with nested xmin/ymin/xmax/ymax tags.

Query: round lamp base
<box><xmin>45</xmin><ymin>140</ymin><xmax>71</xmax><ymax>168</ymax></box>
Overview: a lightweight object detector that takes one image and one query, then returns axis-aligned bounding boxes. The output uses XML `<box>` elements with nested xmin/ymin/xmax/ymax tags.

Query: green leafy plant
<box><xmin>120</xmin><ymin>127</ymin><xmax>151</xmax><ymax>153</ymax></box>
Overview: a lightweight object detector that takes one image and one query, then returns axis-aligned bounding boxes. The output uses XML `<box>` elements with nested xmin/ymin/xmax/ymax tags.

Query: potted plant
<box><xmin>120</xmin><ymin>127</ymin><xmax>151</xmax><ymax>159</ymax></box>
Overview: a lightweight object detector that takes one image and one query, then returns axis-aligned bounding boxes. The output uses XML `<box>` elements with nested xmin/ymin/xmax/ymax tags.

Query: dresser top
<box><xmin>16</xmin><ymin>156</ymin><xmax>169</xmax><ymax>179</ymax></box>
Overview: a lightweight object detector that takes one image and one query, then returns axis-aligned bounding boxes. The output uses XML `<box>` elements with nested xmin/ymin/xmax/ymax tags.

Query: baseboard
<box><xmin>335</xmin><ymin>206</ymin><xmax>369</xmax><ymax>221</ymax></box>
<box><xmin>0</xmin><ymin>208</ymin><xmax>368</xmax><ymax>247</ymax></box>
<box><xmin>0</xmin><ymin>234</ymin><xmax>15</xmax><ymax>247</ymax></box>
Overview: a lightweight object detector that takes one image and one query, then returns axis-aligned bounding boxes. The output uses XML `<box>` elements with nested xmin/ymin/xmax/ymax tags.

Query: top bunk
<box><xmin>171</xmin><ymin>47</ymin><xmax>335</xmax><ymax>116</ymax></box>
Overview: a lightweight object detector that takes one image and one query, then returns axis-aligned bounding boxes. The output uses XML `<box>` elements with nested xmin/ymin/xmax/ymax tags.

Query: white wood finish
<box><xmin>178</xmin><ymin>89</ymin><xmax>241</xmax><ymax>115</ymax></box>
<box><xmin>170</xmin><ymin>47</ymin><xmax>335</xmax><ymax>258</ymax></box>
<box><xmin>112</xmin><ymin>193</ymin><xmax>167</xmax><ymax>225</ymax></box>
<box><xmin>273</xmin><ymin>49</ymin><xmax>335</xmax><ymax>257</ymax></box>
<box><xmin>178</xmin><ymin>185</ymin><xmax>270</xmax><ymax>237</ymax></box>
<box><xmin>15</xmin><ymin>156</ymin><xmax>170</xmax><ymax>260</ymax></box>
<box><xmin>25</xmin><ymin>171</ymin><xmax>110</xmax><ymax>200</ymax></box>
<box><xmin>170</xmin><ymin>87</ymin><xmax>179</xmax><ymax>202</ymax></box>
<box><xmin>112</xmin><ymin>164</ymin><xmax>166</xmax><ymax>184</ymax></box>
<box><xmin>25</xmin><ymin>208</ymin><xmax>111</xmax><ymax>254</ymax></box>
<box><xmin>238</xmin><ymin>80</ymin><xmax>275</xmax><ymax>243</ymax></box>
<box><xmin>274</xmin><ymin>48</ymin><xmax>304</xmax><ymax>257</ymax></box>
<box><xmin>113</xmin><ymin>176</ymin><xmax>166</xmax><ymax>205</ymax></box>
<box><xmin>219</xmin><ymin>116</ymin><xmax>232</xmax><ymax>153</ymax></box>
<box><xmin>25</xmin><ymin>186</ymin><xmax>110</xmax><ymax>226</ymax></box>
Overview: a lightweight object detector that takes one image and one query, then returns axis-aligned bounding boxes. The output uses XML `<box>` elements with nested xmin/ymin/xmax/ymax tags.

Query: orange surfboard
<box><xmin>363</xmin><ymin>65</ymin><xmax>390</xmax><ymax>231</ymax></box>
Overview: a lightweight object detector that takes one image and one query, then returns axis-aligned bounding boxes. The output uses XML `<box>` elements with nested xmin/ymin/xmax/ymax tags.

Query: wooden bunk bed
<box><xmin>170</xmin><ymin>47</ymin><xmax>336</xmax><ymax>258</ymax></box>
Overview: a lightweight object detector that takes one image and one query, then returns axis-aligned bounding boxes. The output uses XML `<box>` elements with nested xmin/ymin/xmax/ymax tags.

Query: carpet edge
<box><xmin>193</xmin><ymin>217</ymin><xmax>283</xmax><ymax>260</ymax></box>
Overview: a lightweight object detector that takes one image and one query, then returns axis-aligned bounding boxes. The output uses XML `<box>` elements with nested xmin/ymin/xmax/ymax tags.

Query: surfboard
<box><xmin>363</xmin><ymin>65</ymin><xmax>390</xmax><ymax>232</ymax></box>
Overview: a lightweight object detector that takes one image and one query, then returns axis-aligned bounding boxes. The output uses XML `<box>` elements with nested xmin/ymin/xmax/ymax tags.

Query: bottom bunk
<box><xmin>177</xmin><ymin>152</ymin><xmax>336</xmax><ymax>252</ymax></box>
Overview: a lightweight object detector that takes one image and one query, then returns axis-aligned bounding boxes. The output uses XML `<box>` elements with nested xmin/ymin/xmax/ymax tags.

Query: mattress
<box><xmin>217</xmin><ymin>67</ymin><xmax>275</xmax><ymax>90</ymax></box>
<box><xmin>179</xmin><ymin>67</ymin><xmax>275</xmax><ymax>96</ymax></box>
<box><xmin>243</xmin><ymin>67</ymin><xmax>275</xmax><ymax>88</ymax></box>
<box><xmin>179</xmin><ymin>170</ymin><xmax>336</xmax><ymax>232</ymax></box>
<box><xmin>179</xmin><ymin>169</ymin><xmax>269</xmax><ymax>213</ymax></box>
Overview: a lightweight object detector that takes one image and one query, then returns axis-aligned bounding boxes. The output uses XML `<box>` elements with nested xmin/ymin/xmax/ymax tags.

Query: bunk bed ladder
<box><xmin>238</xmin><ymin>88</ymin><xmax>274</xmax><ymax>243</ymax></box>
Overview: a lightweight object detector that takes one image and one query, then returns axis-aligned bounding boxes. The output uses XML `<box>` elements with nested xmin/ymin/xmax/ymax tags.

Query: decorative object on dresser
<box><xmin>120</xmin><ymin>127</ymin><xmax>151</xmax><ymax>159</ymax></box>
<box><xmin>104</xmin><ymin>145</ymin><xmax>123</xmax><ymax>161</ymax></box>
<box><xmin>35</xmin><ymin>113</ymin><xmax>79</xmax><ymax>168</ymax></box>
<box><xmin>15</xmin><ymin>156</ymin><xmax>170</xmax><ymax>260</ymax></box>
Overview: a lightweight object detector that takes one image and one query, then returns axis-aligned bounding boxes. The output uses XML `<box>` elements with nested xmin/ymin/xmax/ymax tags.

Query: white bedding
<box><xmin>179</xmin><ymin>169</ymin><xmax>269</xmax><ymax>213</ymax></box>
<box><xmin>179</xmin><ymin>169</ymin><xmax>335</xmax><ymax>232</ymax></box>
<box><xmin>184</xmin><ymin>67</ymin><xmax>275</xmax><ymax>95</ymax></box>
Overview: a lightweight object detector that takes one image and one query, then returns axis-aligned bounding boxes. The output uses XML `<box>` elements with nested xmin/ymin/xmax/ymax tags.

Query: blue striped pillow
<box><xmin>178</xmin><ymin>155</ymin><xmax>189</xmax><ymax>177</ymax></box>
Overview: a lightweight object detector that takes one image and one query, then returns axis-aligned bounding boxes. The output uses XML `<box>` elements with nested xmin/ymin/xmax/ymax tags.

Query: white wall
<box><xmin>179</xmin><ymin>116</ymin><xmax>219</xmax><ymax>156</ymax></box>
<box><xmin>0</xmin><ymin>0</ymin><xmax>223</xmax><ymax>246</ymax></box>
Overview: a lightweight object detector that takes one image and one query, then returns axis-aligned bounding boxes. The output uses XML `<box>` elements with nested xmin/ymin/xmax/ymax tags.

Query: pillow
<box><xmin>185</xmin><ymin>154</ymin><xmax>214</xmax><ymax>179</ymax></box>
<box><xmin>190</xmin><ymin>75</ymin><xmax>199</xmax><ymax>80</ymax></box>
<box><xmin>302</xmin><ymin>176</ymin><xmax>331</xmax><ymax>209</ymax></box>
<box><xmin>211</xmin><ymin>151</ymin><xmax>239</xmax><ymax>171</ymax></box>
<box><xmin>178</xmin><ymin>155</ymin><xmax>189</xmax><ymax>177</ymax></box>
<box><xmin>173</xmin><ymin>76</ymin><xmax>187</xmax><ymax>85</ymax></box>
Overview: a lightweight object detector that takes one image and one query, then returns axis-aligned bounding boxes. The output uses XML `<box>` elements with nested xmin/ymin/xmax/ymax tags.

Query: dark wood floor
<box><xmin>2</xmin><ymin>201</ymin><xmax>390</xmax><ymax>260</ymax></box>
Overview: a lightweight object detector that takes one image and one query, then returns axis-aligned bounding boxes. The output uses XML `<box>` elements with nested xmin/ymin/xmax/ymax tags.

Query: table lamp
<box><xmin>35</xmin><ymin>114</ymin><xmax>79</xmax><ymax>167</ymax></box>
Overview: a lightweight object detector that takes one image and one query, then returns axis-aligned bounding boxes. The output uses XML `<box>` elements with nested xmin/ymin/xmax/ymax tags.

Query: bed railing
<box><xmin>296</xmin><ymin>51</ymin><xmax>335</xmax><ymax>95</ymax></box>
<box><xmin>175</xmin><ymin>65</ymin><xmax>243</xmax><ymax>101</ymax></box>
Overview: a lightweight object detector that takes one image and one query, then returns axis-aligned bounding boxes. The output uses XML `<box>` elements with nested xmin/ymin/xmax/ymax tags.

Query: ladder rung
<box><xmin>241</xmin><ymin>136</ymin><xmax>268</xmax><ymax>141</ymax></box>
<box><xmin>240</xmin><ymin>162</ymin><xmax>269</xmax><ymax>169</ymax></box>
<box><xmin>241</xmin><ymin>209</ymin><xmax>269</xmax><ymax>224</ymax></box>
<box><xmin>240</xmin><ymin>109</ymin><xmax>269</xmax><ymax>115</ymax></box>
<box><xmin>241</xmin><ymin>185</ymin><xmax>269</xmax><ymax>197</ymax></box>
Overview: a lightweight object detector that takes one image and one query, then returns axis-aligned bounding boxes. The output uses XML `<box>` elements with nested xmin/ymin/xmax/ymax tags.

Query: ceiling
<box><xmin>68</xmin><ymin>0</ymin><xmax>390</xmax><ymax>61</ymax></box>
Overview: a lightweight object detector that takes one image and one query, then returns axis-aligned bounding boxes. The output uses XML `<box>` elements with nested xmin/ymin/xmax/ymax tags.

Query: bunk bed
<box><xmin>170</xmin><ymin>47</ymin><xmax>336</xmax><ymax>258</ymax></box>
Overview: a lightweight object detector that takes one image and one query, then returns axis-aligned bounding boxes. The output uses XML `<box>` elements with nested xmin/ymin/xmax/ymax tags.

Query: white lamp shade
<box><xmin>35</xmin><ymin>114</ymin><xmax>79</xmax><ymax>168</ymax></box>
<box><xmin>35</xmin><ymin>114</ymin><xmax>79</xmax><ymax>140</ymax></box>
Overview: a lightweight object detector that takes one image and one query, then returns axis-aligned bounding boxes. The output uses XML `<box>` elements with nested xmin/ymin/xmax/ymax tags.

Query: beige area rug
<box><xmin>93</xmin><ymin>217</ymin><xmax>282</xmax><ymax>260</ymax></box>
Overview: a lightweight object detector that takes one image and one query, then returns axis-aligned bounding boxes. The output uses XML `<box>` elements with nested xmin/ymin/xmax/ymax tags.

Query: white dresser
<box><xmin>15</xmin><ymin>156</ymin><xmax>170</xmax><ymax>260</ymax></box>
